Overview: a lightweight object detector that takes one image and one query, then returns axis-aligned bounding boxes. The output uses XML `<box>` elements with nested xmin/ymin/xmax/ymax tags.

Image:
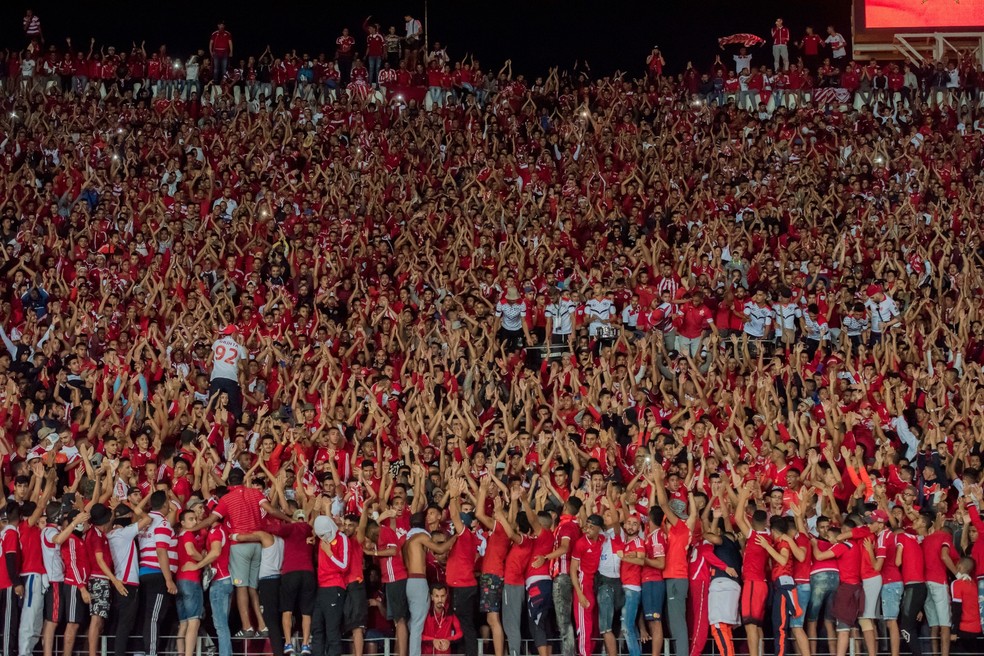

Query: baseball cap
<box><xmin>870</xmin><ymin>509</ymin><xmax>890</xmax><ymax>524</ymax></box>
<box><xmin>219</xmin><ymin>325</ymin><xmax>238</xmax><ymax>336</ymax></box>
<box><xmin>865</xmin><ymin>284</ymin><xmax>882</xmax><ymax>297</ymax></box>
<box><xmin>669</xmin><ymin>499</ymin><xmax>689</xmax><ymax>519</ymax></box>
<box><xmin>586</xmin><ymin>514</ymin><xmax>605</xmax><ymax>528</ymax></box>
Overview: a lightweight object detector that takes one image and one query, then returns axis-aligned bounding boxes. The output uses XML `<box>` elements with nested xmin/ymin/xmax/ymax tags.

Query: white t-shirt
<box><xmin>733</xmin><ymin>54</ymin><xmax>752</xmax><ymax>73</ymax></box>
<box><xmin>210</xmin><ymin>336</ymin><xmax>246</xmax><ymax>382</ymax></box>
<box><xmin>826</xmin><ymin>34</ymin><xmax>846</xmax><ymax>58</ymax></box>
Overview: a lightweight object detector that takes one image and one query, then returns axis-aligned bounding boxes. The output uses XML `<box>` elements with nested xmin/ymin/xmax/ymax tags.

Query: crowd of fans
<box><xmin>2</xmin><ymin>9</ymin><xmax>984</xmax><ymax>656</ymax></box>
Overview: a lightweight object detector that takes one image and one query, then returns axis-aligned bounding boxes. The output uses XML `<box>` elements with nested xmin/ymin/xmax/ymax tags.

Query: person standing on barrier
<box><xmin>546</xmin><ymin>496</ymin><xmax>582</xmax><ymax>656</ymax></box>
<box><xmin>17</xmin><ymin>468</ymin><xmax>56</xmax><ymax>656</ymax></box>
<box><xmin>474</xmin><ymin>485</ymin><xmax>511</xmax><ymax>656</ymax></box>
<box><xmin>571</xmin><ymin>514</ymin><xmax>605</xmax><ymax>656</ymax></box>
<box><xmin>191</xmin><ymin>468</ymin><xmax>295</xmax><ymax>638</ymax></box>
<box><xmin>897</xmin><ymin>513</ymin><xmax>929</xmax><ymax>656</ymax></box>
<box><xmin>137</xmin><ymin>492</ymin><xmax>178</xmax><ymax>656</ymax></box>
<box><xmin>653</xmin><ymin>466</ymin><xmax>695</xmax><ymax>656</ymax></box>
<box><xmin>404</xmin><ymin>512</ymin><xmax>456</xmax><ymax>656</ymax></box>
<box><xmin>596</xmin><ymin>508</ymin><xmax>624</xmax><ymax>656</ymax></box>
<box><xmin>367</xmin><ymin>511</ymin><xmax>411</xmax><ymax>656</ymax></box>
<box><xmin>617</xmin><ymin>513</ymin><xmax>646</xmax><ymax>656</ymax></box>
<box><xmin>194</xmin><ymin>512</ymin><xmax>233</xmax><ymax>656</ymax></box>
<box><xmin>0</xmin><ymin>506</ymin><xmax>23</xmax><ymax>656</ymax></box>
<box><xmin>642</xmin><ymin>505</ymin><xmax>667</xmax><ymax>656</ymax></box>
<box><xmin>446</xmin><ymin>482</ymin><xmax>479</xmax><ymax>656</ymax></box>
<box><xmin>233</xmin><ymin>526</ymin><xmax>286</xmax><ymax>656</ymax></box>
<box><xmin>522</xmin><ymin>495</ymin><xmax>556</xmax><ymax>656</ymax></box>
<box><xmin>342</xmin><ymin>514</ymin><xmax>369</xmax><ymax>656</ymax></box>
<box><xmin>106</xmin><ymin>503</ymin><xmax>152</xmax><ymax>656</ymax></box>
<box><xmin>311</xmin><ymin>515</ymin><xmax>349</xmax><ymax>656</ymax></box>
<box><xmin>502</xmin><ymin>504</ymin><xmax>533</xmax><ymax>656</ymax></box>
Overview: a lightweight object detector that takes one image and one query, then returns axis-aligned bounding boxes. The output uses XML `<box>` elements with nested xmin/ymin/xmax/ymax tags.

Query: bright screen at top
<box><xmin>864</xmin><ymin>0</ymin><xmax>984</xmax><ymax>28</ymax></box>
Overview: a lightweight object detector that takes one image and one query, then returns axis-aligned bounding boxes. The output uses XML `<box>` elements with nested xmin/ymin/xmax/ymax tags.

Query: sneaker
<box><xmin>301</xmin><ymin>645</ymin><xmax>312</xmax><ymax>656</ymax></box>
<box><xmin>233</xmin><ymin>629</ymin><xmax>255</xmax><ymax>639</ymax></box>
<box><xmin>284</xmin><ymin>643</ymin><xmax>295</xmax><ymax>655</ymax></box>
<box><xmin>258</xmin><ymin>628</ymin><xmax>270</xmax><ymax>638</ymax></box>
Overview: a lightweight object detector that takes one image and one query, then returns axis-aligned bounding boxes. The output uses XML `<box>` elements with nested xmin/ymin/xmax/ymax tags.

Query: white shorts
<box><xmin>708</xmin><ymin>577</ymin><xmax>741</xmax><ymax>626</ymax></box>
<box><xmin>861</xmin><ymin>576</ymin><xmax>882</xmax><ymax>620</ymax></box>
<box><xmin>924</xmin><ymin>581</ymin><xmax>950</xmax><ymax>627</ymax></box>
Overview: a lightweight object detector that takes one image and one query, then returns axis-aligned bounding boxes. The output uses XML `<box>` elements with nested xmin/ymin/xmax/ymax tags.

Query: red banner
<box><xmin>864</xmin><ymin>0</ymin><xmax>984</xmax><ymax>29</ymax></box>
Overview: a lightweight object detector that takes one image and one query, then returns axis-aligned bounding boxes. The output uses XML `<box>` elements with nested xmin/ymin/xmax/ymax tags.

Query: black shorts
<box><xmin>88</xmin><ymin>578</ymin><xmax>112</xmax><ymax>619</ymax></box>
<box><xmin>344</xmin><ymin>581</ymin><xmax>369</xmax><ymax>632</ymax></box>
<box><xmin>280</xmin><ymin>571</ymin><xmax>317</xmax><ymax>617</ymax></box>
<box><xmin>385</xmin><ymin>579</ymin><xmax>410</xmax><ymax>622</ymax></box>
<box><xmin>479</xmin><ymin>574</ymin><xmax>503</xmax><ymax>613</ymax></box>
<box><xmin>62</xmin><ymin>584</ymin><xmax>88</xmax><ymax>625</ymax></box>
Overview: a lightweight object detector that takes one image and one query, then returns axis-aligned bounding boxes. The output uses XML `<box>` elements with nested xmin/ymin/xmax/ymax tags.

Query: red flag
<box><xmin>718</xmin><ymin>33</ymin><xmax>766</xmax><ymax>48</ymax></box>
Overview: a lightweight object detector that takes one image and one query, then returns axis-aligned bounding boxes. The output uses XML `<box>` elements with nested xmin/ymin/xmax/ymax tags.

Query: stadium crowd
<box><xmin>2</xmin><ymin>9</ymin><xmax>984</xmax><ymax>656</ymax></box>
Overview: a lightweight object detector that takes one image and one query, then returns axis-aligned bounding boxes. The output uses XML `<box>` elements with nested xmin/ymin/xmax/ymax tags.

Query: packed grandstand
<box><xmin>0</xmin><ymin>9</ymin><xmax>983</xmax><ymax>656</ymax></box>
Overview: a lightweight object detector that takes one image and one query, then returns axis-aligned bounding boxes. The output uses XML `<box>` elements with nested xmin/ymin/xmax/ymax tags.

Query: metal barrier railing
<box><xmin>39</xmin><ymin>631</ymin><xmax>984</xmax><ymax>656</ymax></box>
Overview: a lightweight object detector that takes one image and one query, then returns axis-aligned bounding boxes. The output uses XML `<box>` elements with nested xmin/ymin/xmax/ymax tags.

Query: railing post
<box><xmin>384</xmin><ymin>635</ymin><xmax>392</xmax><ymax>656</ymax></box>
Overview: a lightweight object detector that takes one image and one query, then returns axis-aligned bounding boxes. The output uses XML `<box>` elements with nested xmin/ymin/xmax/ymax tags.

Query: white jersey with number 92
<box><xmin>210</xmin><ymin>337</ymin><xmax>246</xmax><ymax>382</ymax></box>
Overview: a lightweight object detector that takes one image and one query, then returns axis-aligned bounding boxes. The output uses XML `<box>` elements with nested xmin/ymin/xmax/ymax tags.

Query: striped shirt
<box><xmin>138</xmin><ymin>511</ymin><xmax>178</xmax><ymax>573</ymax></box>
<box><xmin>213</xmin><ymin>485</ymin><xmax>267</xmax><ymax>537</ymax></box>
<box><xmin>23</xmin><ymin>15</ymin><xmax>41</xmax><ymax>36</ymax></box>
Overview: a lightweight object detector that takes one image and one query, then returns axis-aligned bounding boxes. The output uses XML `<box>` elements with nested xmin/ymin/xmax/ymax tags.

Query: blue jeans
<box><xmin>212</xmin><ymin>54</ymin><xmax>229</xmax><ymax>84</ymax></box>
<box><xmin>209</xmin><ymin>577</ymin><xmax>233</xmax><ymax>656</ymax></box>
<box><xmin>807</xmin><ymin>571</ymin><xmax>840</xmax><ymax>623</ymax></box>
<box><xmin>790</xmin><ymin>583</ymin><xmax>810</xmax><ymax>629</ymax></box>
<box><xmin>368</xmin><ymin>56</ymin><xmax>382</xmax><ymax>85</ymax></box>
<box><xmin>622</xmin><ymin>587</ymin><xmax>642</xmax><ymax>656</ymax></box>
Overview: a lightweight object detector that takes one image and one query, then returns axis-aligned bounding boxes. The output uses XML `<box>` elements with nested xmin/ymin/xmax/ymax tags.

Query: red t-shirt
<box><xmin>18</xmin><ymin>521</ymin><xmax>43</xmax><ymax>575</ymax></box>
<box><xmin>897</xmin><ymin>532</ymin><xmax>925</xmax><ymax>584</ymax></box>
<box><xmin>878</xmin><ymin>530</ymin><xmax>902</xmax><ymax>584</ymax></box>
<box><xmin>176</xmin><ymin>531</ymin><xmax>204</xmax><ymax>583</ymax></box>
<box><xmin>525</xmin><ymin>530</ymin><xmax>554</xmax><ymax>580</ymax></box>
<box><xmin>0</xmin><ymin>525</ymin><xmax>18</xmax><ymax>588</ymax></box>
<box><xmin>743</xmin><ymin>529</ymin><xmax>771</xmax><ymax>582</ymax></box>
<box><xmin>620</xmin><ymin>534</ymin><xmax>646</xmax><ymax>588</ymax></box>
<box><xmin>84</xmin><ymin>527</ymin><xmax>114</xmax><ymax>580</ymax></box>
<box><xmin>642</xmin><ymin>528</ymin><xmax>666</xmax><ymax>583</ymax></box>
<box><xmin>213</xmin><ymin>485</ymin><xmax>266</xmax><ymax>536</ymax></box>
<box><xmin>952</xmin><ymin>578</ymin><xmax>982</xmax><ymax>633</ymax></box>
<box><xmin>446</xmin><ymin>528</ymin><xmax>477</xmax><ymax>587</ymax></box>
<box><xmin>504</xmin><ymin>535</ymin><xmax>534</xmax><ymax>586</ymax></box>
<box><xmin>792</xmin><ymin>532</ymin><xmax>812</xmax><ymax>583</ymax></box>
<box><xmin>552</xmin><ymin>516</ymin><xmax>582</xmax><ymax>576</ymax></box>
<box><xmin>482</xmin><ymin>522</ymin><xmax>510</xmax><ymax>577</ymax></box>
<box><xmin>831</xmin><ymin>540</ymin><xmax>862</xmax><ymax>585</ymax></box>
<box><xmin>207</xmin><ymin>525</ymin><xmax>231</xmax><ymax>581</ymax></box>
<box><xmin>663</xmin><ymin>520</ymin><xmax>691</xmax><ymax>579</ymax></box>
<box><xmin>922</xmin><ymin>531</ymin><xmax>954</xmax><ymax>585</ymax></box>
<box><xmin>378</xmin><ymin>524</ymin><xmax>408</xmax><ymax>583</ymax></box>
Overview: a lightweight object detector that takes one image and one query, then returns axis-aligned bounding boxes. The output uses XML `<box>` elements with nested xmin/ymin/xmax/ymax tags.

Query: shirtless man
<box><xmin>403</xmin><ymin>511</ymin><xmax>456</xmax><ymax>656</ymax></box>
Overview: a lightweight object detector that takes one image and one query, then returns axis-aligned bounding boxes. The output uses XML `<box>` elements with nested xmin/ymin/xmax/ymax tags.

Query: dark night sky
<box><xmin>3</xmin><ymin>1</ymin><xmax>852</xmax><ymax>76</ymax></box>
